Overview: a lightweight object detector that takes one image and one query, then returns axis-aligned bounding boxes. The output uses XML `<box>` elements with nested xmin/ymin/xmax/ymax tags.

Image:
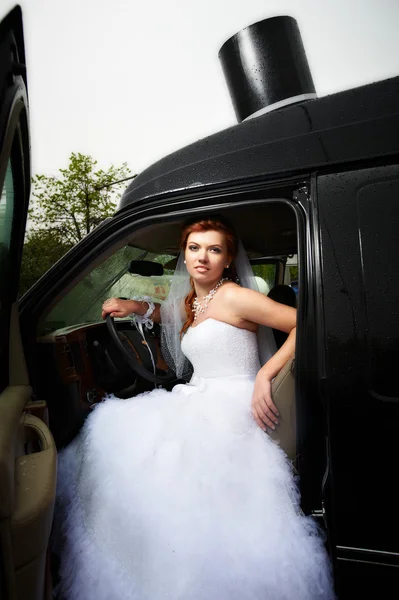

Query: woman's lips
<box><xmin>195</xmin><ymin>266</ymin><xmax>209</xmax><ymax>272</ymax></box>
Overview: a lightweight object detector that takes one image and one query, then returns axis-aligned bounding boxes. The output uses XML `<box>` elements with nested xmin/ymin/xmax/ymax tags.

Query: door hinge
<box><xmin>293</xmin><ymin>183</ymin><xmax>310</xmax><ymax>201</ymax></box>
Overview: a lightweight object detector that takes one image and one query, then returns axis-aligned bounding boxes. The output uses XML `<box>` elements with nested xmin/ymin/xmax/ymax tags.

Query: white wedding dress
<box><xmin>55</xmin><ymin>318</ymin><xmax>335</xmax><ymax>600</ymax></box>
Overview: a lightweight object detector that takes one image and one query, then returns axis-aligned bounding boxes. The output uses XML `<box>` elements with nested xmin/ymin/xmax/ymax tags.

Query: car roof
<box><xmin>119</xmin><ymin>76</ymin><xmax>399</xmax><ymax>211</ymax></box>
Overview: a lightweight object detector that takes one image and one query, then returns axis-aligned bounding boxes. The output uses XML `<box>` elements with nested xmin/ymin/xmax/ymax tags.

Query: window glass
<box><xmin>0</xmin><ymin>156</ymin><xmax>18</xmax><ymax>393</ymax></box>
<box><xmin>251</xmin><ymin>263</ymin><xmax>276</xmax><ymax>295</ymax></box>
<box><xmin>286</xmin><ymin>255</ymin><xmax>298</xmax><ymax>294</ymax></box>
<box><xmin>41</xmin><ymin>246</ymin><xmax>175</xmax><ymax>334</ymax></box>
<box><xmin>252</xmin><ymin>257</ymin><xmax>298</xmax><ymax>301</ymax></box>
<box><xmin>0</xmin><ymin>160</ymin><xmax>15</xmax><ymax>275</ymax></box>
<box><xmin>42</xmin><ymin>250</ymin><xmax>297</xmax><ymax>334</ymax></box>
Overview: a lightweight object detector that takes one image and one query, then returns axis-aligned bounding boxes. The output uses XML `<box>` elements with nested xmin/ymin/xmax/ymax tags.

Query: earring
<box><xmin>184</xmin><ymin>260</ymin><xmax>186</xmax><ymax>264</ymax></box>
<box><xmin>226</xmin><ymin>264</ymin><xmax>230</xmax><ymax>268</ymax></box>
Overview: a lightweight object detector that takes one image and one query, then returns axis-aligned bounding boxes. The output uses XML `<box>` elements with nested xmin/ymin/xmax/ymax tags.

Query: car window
<box><xmin>0</xmin><ymin>159</ymin><xmax>14</xmax><ymax>279</ymax></box>
<box><xmin>285</xmin><ymin>254</ymin><xmax>298</xmax><ymax>294</ymax></box>
<box><xmin>251</xmin><ymin>262</ymin><xmax>277</xmax><ymax>295</ymax></box>
<box><xmin>0</xmin><ymin>157</ymin><xmax>17</xmax><ymax>391</ymax></box>
<box><xmin>40</xmin><ymin>245</ymin><xmax>175</xmax><ymax>334</ymax></box>
<box><xmin>41</xmin><ymin>252</ymin><xmax>294</xmax><ymax>334</ymax></box>
<box><xmin>252</xmin><ymin>257</ymin><xmax>299</xmax><ymax>298</ymax></box>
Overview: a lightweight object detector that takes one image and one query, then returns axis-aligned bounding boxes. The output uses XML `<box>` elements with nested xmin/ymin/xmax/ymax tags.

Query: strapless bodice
<box><xmin>181</xmin><ymin>318</ymin><xmax>261</xmax><ymax>379</ymax></box>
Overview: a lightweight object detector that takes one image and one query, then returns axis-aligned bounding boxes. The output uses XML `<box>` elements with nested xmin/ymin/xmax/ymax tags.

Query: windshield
<box><xmin>41</xmin><ymin>245</ymin><xmax>175</xmax><ymax>334</ymax></box>
<box><xmin>40</xmin><ymin>244</ymin><xmax>284</xmax><ymax>335</ymax></box>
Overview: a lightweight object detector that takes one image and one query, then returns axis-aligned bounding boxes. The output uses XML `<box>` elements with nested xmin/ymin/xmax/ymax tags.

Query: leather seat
<box><xmin>269</xmin><ymin>356</ymin><xmax>296</xmax><ymax>463</ymax></box>
<box><xmin>267</xmin><ymin>286</ymin><xmax>297</xmax><ymax>462</ymax></box>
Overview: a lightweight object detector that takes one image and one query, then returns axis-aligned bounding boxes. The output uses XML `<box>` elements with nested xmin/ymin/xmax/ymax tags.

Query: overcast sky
<box><xmin>3</xmin><ymin>0</ymin><xmax>399</xmax><ymax>178</ymax></box>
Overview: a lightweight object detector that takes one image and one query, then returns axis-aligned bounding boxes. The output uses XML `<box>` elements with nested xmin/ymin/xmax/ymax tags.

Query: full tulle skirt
<box><xmin>54</xmin><ymin>375</ymin><xmax>335</xmax><ymax>600</ymax></box>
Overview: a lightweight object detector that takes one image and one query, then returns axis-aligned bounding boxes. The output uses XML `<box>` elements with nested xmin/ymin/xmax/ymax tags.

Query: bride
<box><xmin>55</xmin><ymin>217</ymin><xmax>335</xmax><ymax>600</ymax></box>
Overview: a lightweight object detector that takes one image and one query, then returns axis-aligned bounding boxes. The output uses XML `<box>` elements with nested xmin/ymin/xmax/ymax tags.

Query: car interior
<box><xmin>29</xmin><ymin>201</ymin><xmax>299</xmax><ymax>449</ymax></box>
<box><xmin>6</xmin><ymin>199</ymin><xmax>300</xmax><ymax>599</ymax></box>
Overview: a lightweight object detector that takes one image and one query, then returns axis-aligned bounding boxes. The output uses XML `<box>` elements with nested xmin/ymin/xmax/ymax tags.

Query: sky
<box><xmin>2</xmin><ymin>0</ymin><xmax>399</xmax><ymax>179</ymax></box>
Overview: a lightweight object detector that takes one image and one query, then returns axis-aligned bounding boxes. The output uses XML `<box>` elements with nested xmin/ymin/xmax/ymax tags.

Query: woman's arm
<box><xmin>101</xmin><ymin>298</ymin><xmax>162</xmax><ymax>323</ymax></box>
<box><xmin>224</xmin><ymin>285</ymin><xmax>296</xmax><ymax>333</ymax></box>
<box><xmin>225</xmin><ymin>285</ymin><xmax>297</xmax><ymax>431</ymax></box>
<box><xmin>251</xmin><ymin>327</ymin><xmax>296</xmax><ymax>431</ymax></box>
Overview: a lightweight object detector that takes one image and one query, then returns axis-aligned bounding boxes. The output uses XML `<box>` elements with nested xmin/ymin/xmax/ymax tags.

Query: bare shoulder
<box><xmin>219</xmin><ymin>281</ymin><xmax>245</xmax><ymax>301</ymax></box>
<box><xmin>220</xmin><ymin>281</ymin><xmax>262</xmax><ymax>300</ymax></box>
<box><xmin>218</xmin><ymin>281</ymin><xmax>262</xmax><ymax>308</ymax></box>
<box><xmin>215</xmin><ymin>280</ymin><xmax>295</xmax><ymax>331</ymax></box>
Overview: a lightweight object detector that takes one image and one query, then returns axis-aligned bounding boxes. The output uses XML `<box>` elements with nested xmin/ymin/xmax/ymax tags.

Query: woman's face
<box><xmin>185</xmin><ymin>229</ymin><xmax>230</xmax><ymax>285</ymax></box>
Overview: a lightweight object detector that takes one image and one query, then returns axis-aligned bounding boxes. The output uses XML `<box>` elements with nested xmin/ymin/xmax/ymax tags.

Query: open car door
<box><xmin>0</xmin><ymin>7</ymin><xmax>56</xmax><ymax>600</ymax></box>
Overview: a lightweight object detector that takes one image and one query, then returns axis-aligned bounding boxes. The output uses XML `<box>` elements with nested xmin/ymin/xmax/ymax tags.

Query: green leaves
<box><xmin>19</xmin><ymin>230</ymin><xmax>73</xmax><ymax>295</ymax></box>
<box><xmin>21</xmin><ymin>153</ymin><xmax>134</xmax><ymax>294</ymax></box>
<box><xmin>28</xmin><ymin>152</ymin><xmax>133</xmax><ymax>245</ymax></box>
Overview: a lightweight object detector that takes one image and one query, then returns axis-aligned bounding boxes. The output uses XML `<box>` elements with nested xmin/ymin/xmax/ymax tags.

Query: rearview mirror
<box><xmin>128</xmin><ymin>260</ymin><xmax>164</xmax><ymax>276</ymax></box>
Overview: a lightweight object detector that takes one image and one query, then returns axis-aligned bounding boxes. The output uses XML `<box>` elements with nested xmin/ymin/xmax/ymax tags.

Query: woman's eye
<box><xmin>188</xmin><ymin>245</ymin><xmax>198</xmax><ymax>251</ymax></box>
<box><xmin>210</xmin><ymin>248</ymin><xmax>221</xmax><ymax>253</ymax></box>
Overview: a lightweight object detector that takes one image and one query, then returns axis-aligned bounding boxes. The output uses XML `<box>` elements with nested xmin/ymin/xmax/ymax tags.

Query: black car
<box><xmin>1</xmin><ymin>7</ymin><xmax>398</xmax><ymax>600</ymax></box>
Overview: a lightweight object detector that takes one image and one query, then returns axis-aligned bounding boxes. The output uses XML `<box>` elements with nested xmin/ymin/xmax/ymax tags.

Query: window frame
<box><xmin>0</xmin><ymin>103</ymin><xmax>30</xmax><ymax>392</ymax></box>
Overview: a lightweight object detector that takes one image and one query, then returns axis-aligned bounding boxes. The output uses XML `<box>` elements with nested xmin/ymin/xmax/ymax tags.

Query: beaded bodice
<box><xmin>181</xmin><ymin>318</ymin><xmax>260</xmax><ymax>379</ymax></box>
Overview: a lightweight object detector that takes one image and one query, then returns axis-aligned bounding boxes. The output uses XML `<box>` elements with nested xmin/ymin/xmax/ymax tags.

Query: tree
<box><xmin>20</xmin><ymin>153</ymin><xmax>134</xmax><ymax>294</ymax></box>
<box><xmin>19</xmin><ymin>230</ymin><xmax>74</xmax><ymax>295</ymax></box>
<box><xmin>29</xmin><ymin>152</ymin><xmax>133</xmax><ymax>245</ymax></box>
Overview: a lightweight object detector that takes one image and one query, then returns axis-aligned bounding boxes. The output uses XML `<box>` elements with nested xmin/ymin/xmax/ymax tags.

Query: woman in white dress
<box><xmin>55</xmin><ymin>217</ymin><xmax>335</xmax><ymax>600</ymax></box>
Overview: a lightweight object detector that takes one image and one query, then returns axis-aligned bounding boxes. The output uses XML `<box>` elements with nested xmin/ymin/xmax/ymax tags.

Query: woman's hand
<box><xmin>252</xmin><ymin>367</ymin><xmax>279</xmax><ymax>432</ymax></box>
<box><xmin>101</xmin><ymin>298</ymin><xmax>139</xmax><ymax>319</ymax></box>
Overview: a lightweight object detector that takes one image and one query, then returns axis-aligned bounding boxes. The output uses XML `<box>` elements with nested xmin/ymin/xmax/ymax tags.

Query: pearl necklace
<box><xmin>192</xmin><ymin>278</ymin><xmax>228</xmax><ymax>321</ymax></box>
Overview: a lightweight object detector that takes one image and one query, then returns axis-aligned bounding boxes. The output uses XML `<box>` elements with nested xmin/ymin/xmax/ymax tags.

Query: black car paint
<box><xmin>119</xmin><ymin>76</ymin><xmax>399</xmax><ymax>210</ymax></box>
<box><xmin>318</xmin><ymin>166</ymin><xmax>399</xmax><ymax>552</ymax></box>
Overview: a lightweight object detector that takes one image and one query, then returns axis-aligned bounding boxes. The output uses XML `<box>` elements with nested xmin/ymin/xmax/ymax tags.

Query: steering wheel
<box><xmin>105</xmin><ymin>315</ymin><xmax>176</xmax><ymax>384</ymax></box>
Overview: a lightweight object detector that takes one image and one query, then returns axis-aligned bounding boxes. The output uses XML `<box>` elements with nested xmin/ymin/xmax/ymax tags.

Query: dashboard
<box><xmin>36</xmin><ymin>320</ymin><xmax>168</xmax><ymax>448</ymax></box>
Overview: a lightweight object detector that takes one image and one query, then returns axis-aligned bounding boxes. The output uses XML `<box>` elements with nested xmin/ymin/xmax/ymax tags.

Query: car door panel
<box><xmin>12</xmin><ymin>413</ymin><xmax>56</xmax><ymax>600</ymax></box>
<box><xmin>0</xmin><ymin>385</ymin><xmax>31</xmax><ymax>599</ymax></box>
<box><xmin>0</xmin><ymin>8</ymin><xmax>57</xmax><ymax>599</ymax></box>
<box><xmin>0</xmin><ymin>382</ymin><xmax>56</xmax><ymax>600</ymax></box>
<box><xmin>317</xmin><ymin>165</ymin><xmax>399</xmax><ymax>564</ymax></box>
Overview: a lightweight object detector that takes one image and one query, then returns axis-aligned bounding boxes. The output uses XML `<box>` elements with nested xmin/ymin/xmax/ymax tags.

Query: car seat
<box><xmin>269</xmin><ymin>356</ymin><xmax>296</xmax><ymax>462</ymax></box>
<box><xmin>267</xmin><ymin>284</ymin><xmax>297</xmax><ymax>348</ymax></box>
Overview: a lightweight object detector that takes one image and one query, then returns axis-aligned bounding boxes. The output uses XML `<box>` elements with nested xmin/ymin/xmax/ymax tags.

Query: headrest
<box><xmin>267</xmin><ymin>284</ymin><xmax>297</xmax><ymax>308</ymax></box>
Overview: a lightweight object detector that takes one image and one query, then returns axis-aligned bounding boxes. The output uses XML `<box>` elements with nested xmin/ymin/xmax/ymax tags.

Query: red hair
<box><xmin>180</xmin><ymin>218</ymin><xmax>238</xmax><ymax>335</ymax></box>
